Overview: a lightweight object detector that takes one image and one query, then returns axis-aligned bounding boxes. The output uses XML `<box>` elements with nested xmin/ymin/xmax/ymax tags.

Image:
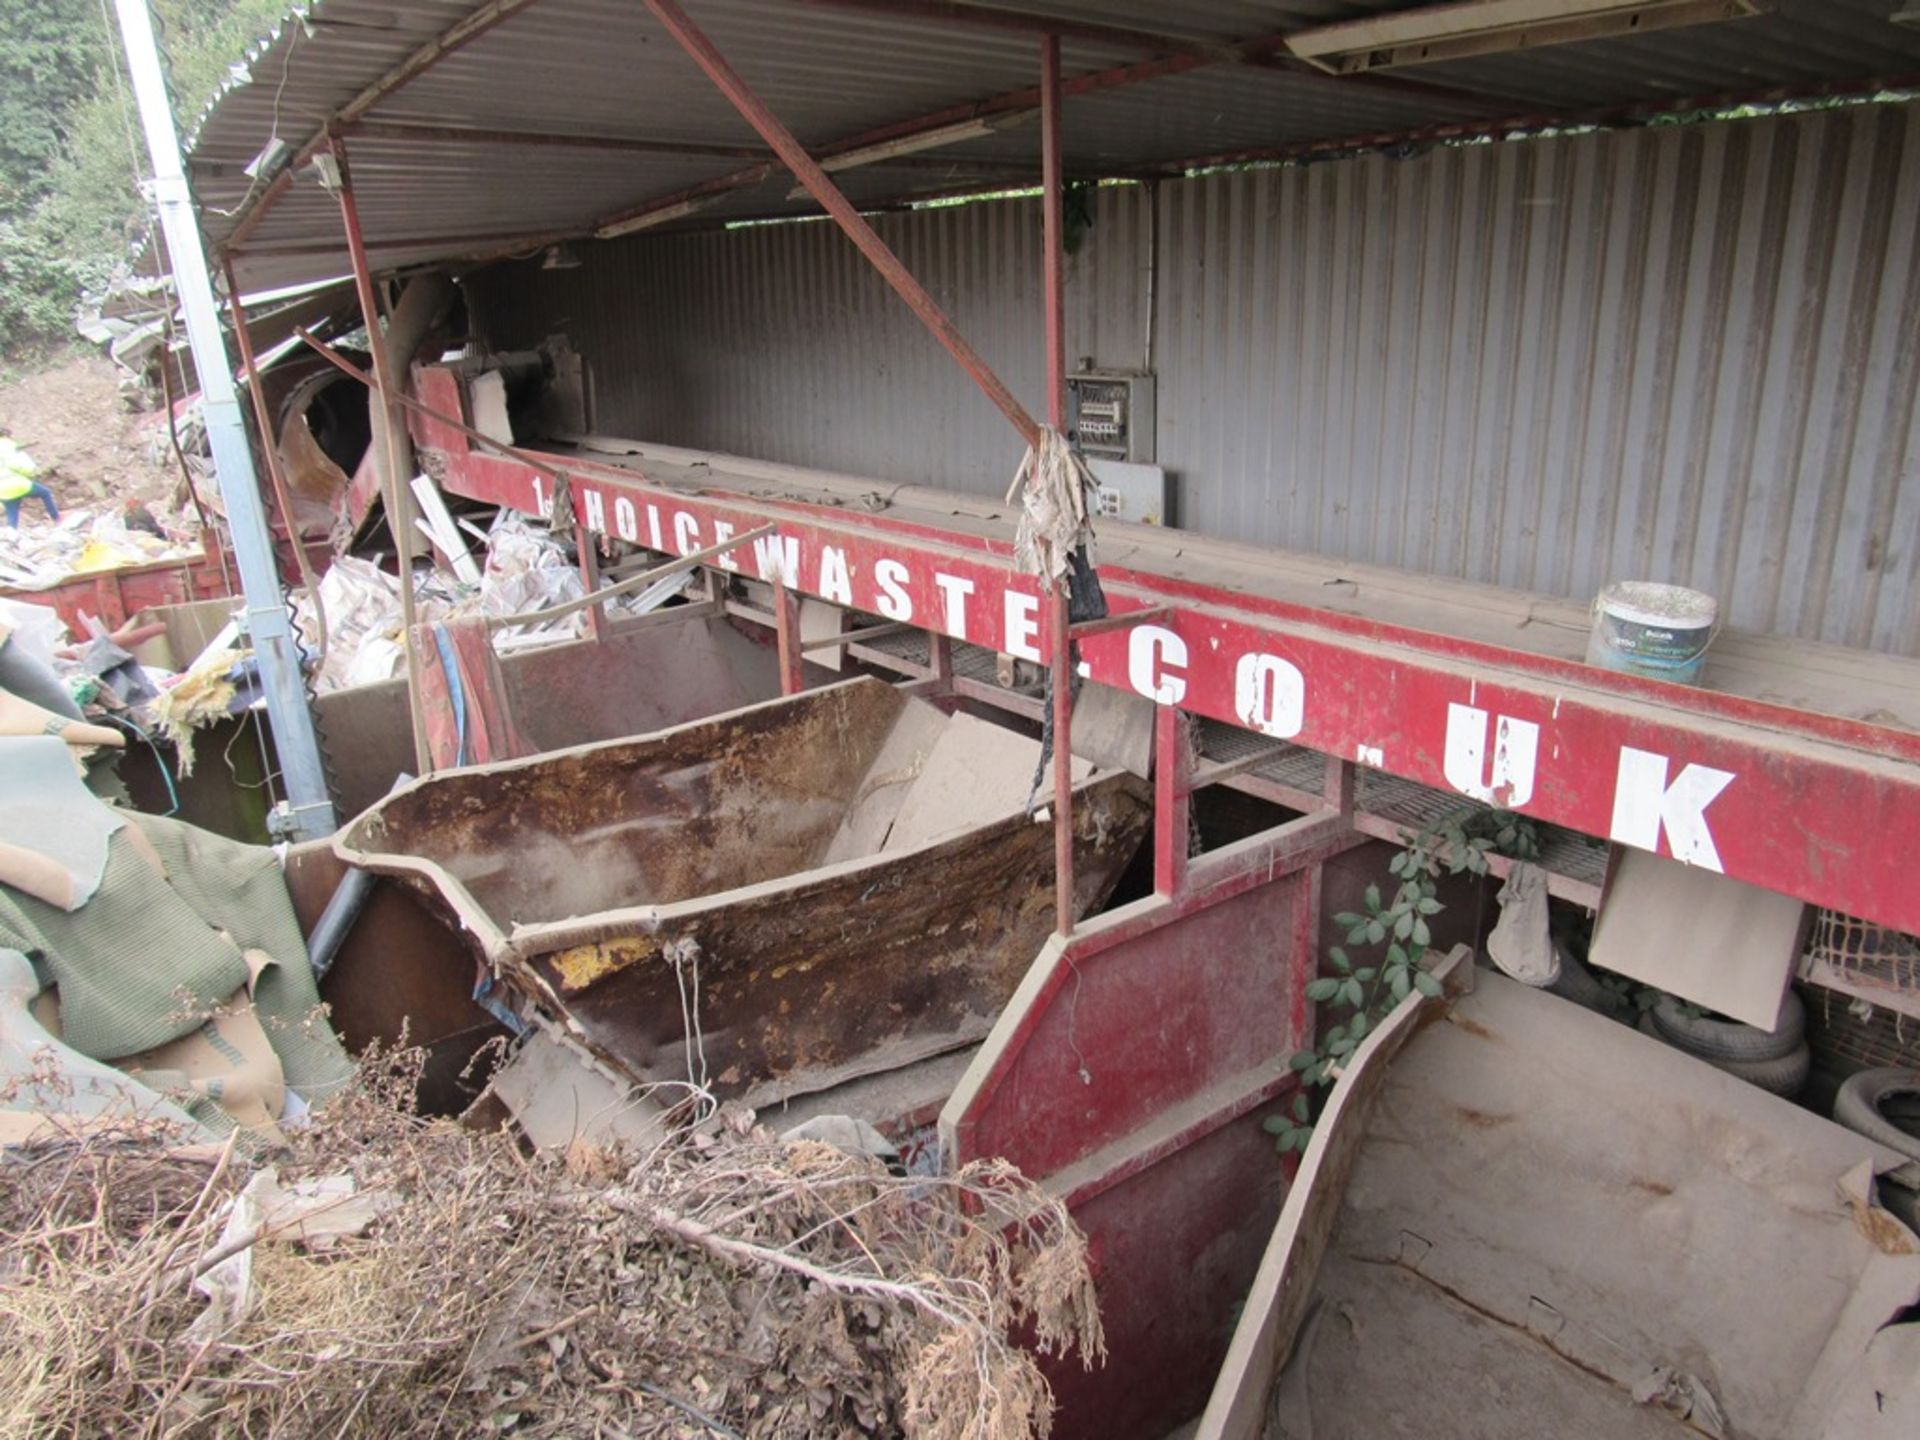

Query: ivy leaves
<box><xmin>1266</xmin><ymin>805</ymin><xmax>1539</xmax><ymax>1159</ymax></box>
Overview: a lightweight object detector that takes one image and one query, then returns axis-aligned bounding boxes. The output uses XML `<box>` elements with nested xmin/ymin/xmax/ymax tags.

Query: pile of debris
<box><xmin>291</xmin><ymin>508</ymin><xmax>659</xmax><ymax>697</ymax></box>
<box><xmin>0</xmin><ymin>1047</ymin><xmax>1102</xmax><ymax>1440</ymax></box>
<box><xmin>4</xmin><ymin>505</ymin><xmax>676</xmax><ymax>774</ymax></box>
<box><xmin>0</xmin><ymin>503</ymin><xmax>203</xmax><ymax>594</ymax></box>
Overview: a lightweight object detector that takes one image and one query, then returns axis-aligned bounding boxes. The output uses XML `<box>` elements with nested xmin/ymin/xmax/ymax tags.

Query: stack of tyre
<box><xmin>1637</xmin><ymin>990</ymin><xmax>1811</xmax><ymax>1098</ymax></box>
<box><xmin>1831</xmin><ymin>1068</ymin><xmax>1920</xmax><ymax>1230</ymax></box>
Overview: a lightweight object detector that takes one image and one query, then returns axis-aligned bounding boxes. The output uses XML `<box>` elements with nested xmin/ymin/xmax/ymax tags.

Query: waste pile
<box><xmin>0</xmin><ymin>506</ymin><xmax>678</xmax><ymax>776</ymax></box>
<box><xmin>0</xmin><ymin>503</ymin><xmax>203</xmax><ymax>593</ymax></box>
<box><xmin>291</xmin><ymin>508</ymin><xmax>663</xmax><ymax>698</ymax></box>
<box><xmin>0</xmin><ymin>1046</ymin><xmax>1103</xmax><ymax>1440</ymax></box>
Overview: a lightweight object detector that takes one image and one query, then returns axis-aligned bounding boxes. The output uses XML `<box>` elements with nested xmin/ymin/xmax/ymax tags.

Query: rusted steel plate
<box><xmin>531</xmin><ymin>773</ymin><xmax>1146</xmax><ymax>1102</ymax></box>
<box><xmin>337</xmin><ymin>678</ymin><xmax>1150</xmax><ymax>1103</ymax></box>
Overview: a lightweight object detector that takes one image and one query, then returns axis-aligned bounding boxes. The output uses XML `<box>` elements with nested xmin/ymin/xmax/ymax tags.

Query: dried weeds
<box><xmin>0</xmin><ymin>1046</ymin><xmax>1102</xmax><ymax>1439</ymax></box>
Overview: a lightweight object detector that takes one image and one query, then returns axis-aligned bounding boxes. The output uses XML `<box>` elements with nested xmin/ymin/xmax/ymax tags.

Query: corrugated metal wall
<box><xmin>471</xmin><ymin>102</ymin><xmax>1920</xmax><ymax>656</ymax></box>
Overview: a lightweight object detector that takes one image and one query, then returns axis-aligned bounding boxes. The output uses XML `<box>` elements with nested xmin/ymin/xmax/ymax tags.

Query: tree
<box><xmin>0</xmin><ymin>1</ymin><xmax>107</xmax><ymax>215</ymax></box>
<box><xmin>0</xmin><ymin>0</ymin><xmax>287</xmax><ymax>355</ymax></box>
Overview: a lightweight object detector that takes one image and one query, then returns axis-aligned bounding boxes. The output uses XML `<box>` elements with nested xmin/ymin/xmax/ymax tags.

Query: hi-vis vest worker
<box><xmin>0</xmin><ymin>436</ymin><xmax>59</xmax><ymax>529</ymax></box>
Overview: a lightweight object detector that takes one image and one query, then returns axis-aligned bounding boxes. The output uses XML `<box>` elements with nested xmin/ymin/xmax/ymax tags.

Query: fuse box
<box><xmin>1067</xmin><ymin>369</ymin><xmax>1156</xmax><ymax>464</ymax></box>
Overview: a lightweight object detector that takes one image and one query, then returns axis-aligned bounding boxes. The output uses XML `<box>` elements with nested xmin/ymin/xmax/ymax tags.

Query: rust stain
<box><xmin>1629</xmin><ymin>1177</ymin><xmax>1675</xmax><ymax>1197</ymax></box>
<box><xmin>1453</xmin><ymin>1106</ymin><xmax>1515</xmax><ymax>1130</ymax></box>
<box><xmin>1447</xmin><ymin>1014</ymin><xmax>1499</xmax><ymax>1041</ymax></box>
<box><xmin>552</xmin><ymin>934</ymin><xmax>658</xmax><ymax>991</ymax></box>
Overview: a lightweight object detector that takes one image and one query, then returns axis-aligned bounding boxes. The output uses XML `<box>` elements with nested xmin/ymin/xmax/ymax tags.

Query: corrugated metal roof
<box><xmin>192</xmin><ymin>1</ymin><xmax>1920</xmax><ymax>289</ymax></box>
<box><xmin>468</xmin><ymin>100</ymin><xmax>1920</xmax><ymax>658</ymax></box>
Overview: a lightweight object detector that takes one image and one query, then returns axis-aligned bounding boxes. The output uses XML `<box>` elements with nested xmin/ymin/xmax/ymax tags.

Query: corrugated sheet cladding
<box><xmin>469</xmin><ymin>103</ymin><xmax>1920</xmax><ymax>657</ymax></box>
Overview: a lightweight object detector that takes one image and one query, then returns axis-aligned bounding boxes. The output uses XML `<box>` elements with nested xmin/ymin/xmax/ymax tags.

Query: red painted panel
<box><xmin>1041</xmin><ymin>1111</ymin><xmax>1287</xmax><ymax>1440</ymax></box>
<box><xmin>963</xmin><ymin>877</ymin><xmax>1305</xmax><ymax>1183</ymax></box>
<box><xmin>418</xmin><ymin>366</ymin><xmax>1920</xmax><ymax>934</ymax></box>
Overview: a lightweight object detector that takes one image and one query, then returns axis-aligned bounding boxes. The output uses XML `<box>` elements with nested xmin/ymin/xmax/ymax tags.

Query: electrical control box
<box><xmin>1068</xmin><ymin>369</ymin><xmax>1156</xmax><ymax>464</ymax></box>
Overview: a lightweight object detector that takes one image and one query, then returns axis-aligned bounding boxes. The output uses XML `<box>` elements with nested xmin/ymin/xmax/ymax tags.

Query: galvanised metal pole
<box><xmin>111</xmin><ymin>0</ymin><xmax>337</xmax><ymax>840</ymax></box>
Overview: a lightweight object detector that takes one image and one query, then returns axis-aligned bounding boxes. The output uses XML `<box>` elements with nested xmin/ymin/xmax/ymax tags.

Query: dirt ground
<box><xmin>0</xmin><ymin>350</ymin><xmax>173</xmax><ymax>511</ymax></box>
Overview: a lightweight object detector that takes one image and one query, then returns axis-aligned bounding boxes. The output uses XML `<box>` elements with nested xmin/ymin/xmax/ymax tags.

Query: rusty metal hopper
<box><xmin>335</xmin><ymin>678</ymin><xmax>1149</xmax><ymax>1104</ymax></box>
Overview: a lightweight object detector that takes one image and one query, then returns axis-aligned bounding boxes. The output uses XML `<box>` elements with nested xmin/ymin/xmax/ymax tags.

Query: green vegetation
<box><xmin>0</xmin><ymin>0</ymin><xmax>287</xmax><ymax>356</ymax></box>
<box><xmin>1264</xmin><ymin>807</ymin><xmax>1540</xmax><ymax>1157</ymax></box>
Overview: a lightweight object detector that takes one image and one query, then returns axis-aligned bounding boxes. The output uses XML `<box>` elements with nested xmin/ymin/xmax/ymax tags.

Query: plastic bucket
<box><xmin>1585</xmin><ymin>581</ymin><xmax>1717</xmax><ymax>684</ymax></box>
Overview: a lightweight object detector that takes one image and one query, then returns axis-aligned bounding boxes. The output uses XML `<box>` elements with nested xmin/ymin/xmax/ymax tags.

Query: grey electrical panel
<box><xmin>1068</xmin><ymin>369</ymin><xmax>1156</xmax><ymax>464</ymax></box>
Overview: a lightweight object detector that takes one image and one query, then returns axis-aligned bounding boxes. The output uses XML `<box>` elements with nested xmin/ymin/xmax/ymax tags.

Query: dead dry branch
<box><xmin>0</xmin><ymin>1046</ymin><xmax>1101</xmax><ymax>1439</ymax></box>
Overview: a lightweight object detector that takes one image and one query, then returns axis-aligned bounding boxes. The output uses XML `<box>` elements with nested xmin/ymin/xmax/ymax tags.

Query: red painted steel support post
<box><xmin>927</xmin><ymin>631</ymin><xmax>954</xmax><ymax>692</ymax></box>
<box><xmin>774</xmin><ymin>578</ymin><xmax>804</xmax><ymax>696</ymax></box>
<box><xmin>575</xmin><ymin>529</ymin><xmax>606</xmax><ymax>641</ymax></box>
<box><xmin>1041</xmin><ymin>34</ymin><xmax>1076</xmax><ymax>938</ymax></box>
<box><xmin>1154</xmin><ymin>702</ymin><xmax>1191</xmax><ymax>900</ymax></box>
<box><xmin>330</xmin><ymin>136</ymin><xmax>432</xmax><ymax>775</ymax></box>
<box><xmin>638</xmin><ymin>0</ymin><xmax>1040</xmax><ymax>450</ymax></box>
<box><xmin>1325</xmin><ymin>752</ymin><xmax>1356</xmax><ymax>817</ymax></box>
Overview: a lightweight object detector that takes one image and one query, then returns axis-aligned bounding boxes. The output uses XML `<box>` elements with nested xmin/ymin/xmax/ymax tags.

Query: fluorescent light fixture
<box><xmin>821</xmin><ymin>109</ymin><xmax>1038</xmax><ymax>174</ymax></box>
<box><xmin>785</xmin><ymin>109</ymin><xmax>1038</xmax><ymax>199</ymax></box>
<box><xmin>540</xmin><ymin>242</ymin><xmax>582</xmax><ymax>270</ymax></box>
<box><xmin>596</xmin><ymin>194</ymin><xmax>719</xmax><ymax>240</ymax></box>
<box><xmin>1286</xmin><ymin>0</ymin><xmax>1762</xmax><ymax>74</ymax></box>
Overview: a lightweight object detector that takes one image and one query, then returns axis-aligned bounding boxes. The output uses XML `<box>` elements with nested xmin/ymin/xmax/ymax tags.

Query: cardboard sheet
<box><xmin>1590</xmin><ymin>848</ymin><xmax>1807</xmax><ymax>1029</ymax></box>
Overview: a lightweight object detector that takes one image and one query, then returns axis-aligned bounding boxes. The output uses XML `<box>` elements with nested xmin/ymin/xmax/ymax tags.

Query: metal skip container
<box><xmin>335</xmin><ymin>677</ymin><xmax>1150</xmax><ymax>1106</ymax></box>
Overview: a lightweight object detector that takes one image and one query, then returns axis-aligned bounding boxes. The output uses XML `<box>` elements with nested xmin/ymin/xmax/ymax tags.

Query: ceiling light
<box><xmin>820</xmin><ymin>109</ymin><xmax>1038</xmax><ymax>174</ymax></box>
<box><xmin>786</xmin><ymin>109</ymin><xmax>1038</xmax><ymax>199</ymax></box>
<box><xmin>1286</xmin><ymin>0</ymin><xmax>1761</xmax><ymax>74</ymax></box>
<box><xmin>596</xmin><ymin>195</ymin><xmax>719</xmax><ymax>240</ymax></box>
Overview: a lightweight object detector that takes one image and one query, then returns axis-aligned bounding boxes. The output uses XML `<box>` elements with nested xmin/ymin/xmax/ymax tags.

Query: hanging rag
<box><xmin>1005</xmin><ymin>426</ymin><xmax>1098</xmax><ymax>592</ymax></box>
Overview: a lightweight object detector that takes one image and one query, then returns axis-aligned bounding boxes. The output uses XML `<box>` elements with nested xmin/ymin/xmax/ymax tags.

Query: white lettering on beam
<box><xmin>672</xmin><ymin>511</ymin><xmax>700</xmax><ymax>555</ymax></box>
<box><xmin>933</xmin><ymin>573</ymin><xmax>974</xmax><ymax>640</ymax></box>
<box><xmin>1442</xmin><ymin>703</ymin><xmax>1539</xmax><ymax>808</ymax></box>
<box><xmin>1234</xmin><ymin>652</ymin><xmax>1305</xmax><ymax>738</ymax></box>
<box><xmin>713</xmin><ymin>520</ymin><xmax>739</xmax><ymax>572</ymax></box>
<box><xmin>613</xmin><ymin>496</ymin><xmax>638</xmax><ymax>543</ymax></box>
<box><xmin>1004</xmin><ymin>591</ymin><xmax>1041</xmax><ymax>661</ymax></box>
<box><xmin>581</xmin><ymin>489</ymin><xmax>606</xmax><ymax>533</ymax></box>
<box><xmin>819</xmin><ymin>546</ymin><xmax>853</xmax><ymax>606</ymax></box>
<box><xmin>874</xmin><ymin>559</ymin><xmax>913</xmax><ymax>621</ymax></box>
<box><xmin>1610</xmin><ymin>747</ymin><xmax>1734</xmax><ymax>871</ymax></box>
<box><xmin>753</xmin><ymin>532</ymin><xmax>800</xmax><ymax>586</ymax></box>
<box><xmin>1129</xmin><ymin>624</ymin><xmax>1187</xmax><ymax>705</ymax></box>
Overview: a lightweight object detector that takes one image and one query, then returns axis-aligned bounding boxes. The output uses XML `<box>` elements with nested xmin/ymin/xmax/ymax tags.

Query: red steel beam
<box><xmin>783</xmin><ymin>0</ymin><xmax>1505</xmax><ymax>113</ymax></box>
<box><xmin>239</xmin><ymin>226</ymin><xmax>578</xmax><ymax>260</ymax></box>
<box><xmin>347</xmin><ymin>118</ymin><xmax>1047</xmax><ymax>178</ymax></box>
<box><xmin>409</xmin><ymin>371</ymin><xmax>1920</xmax><ymax>938</ymax></box>
<box><xmin>784</xmin><ymin>0</ymin><xmax>1231</xmax><ymax>57</ymax></box>
<box><xmin>348</xmin><ymin>120</ymin><xmax>771</xmax><ymax>160</ymax></box>
<box><xmin>638</xmin><ymin>0</ymin><xmax>1041</xmax><ymax>448</ymax></box>
<box><xmin>592</xmin><ymin>47</ymin><xmax>1213</xmax><ymax>235</ymax></box>
<box><xmin>1168</xmin><ymin>70</ymin><xmax>1920</xmax><ymax>175</ymax></box>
